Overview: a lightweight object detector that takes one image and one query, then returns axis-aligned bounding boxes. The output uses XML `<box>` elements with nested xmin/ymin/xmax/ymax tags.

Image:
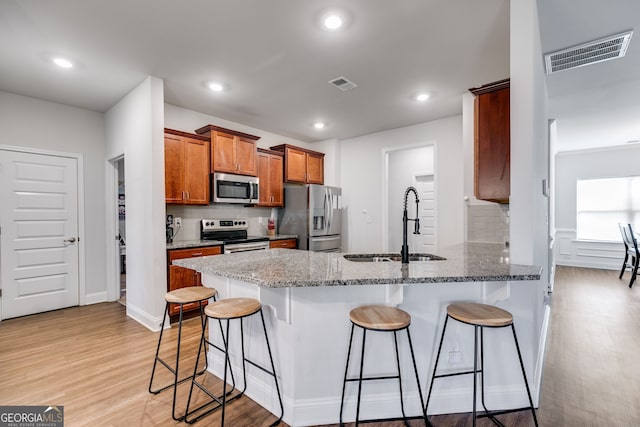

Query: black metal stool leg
<box><xmin>355</xmin><ymin>327</ymin><xmax>367</xmax><ymax>427</ymax></box>
<box><xmin>472</xmin><ymin>325</ymin><xmax>478</xmax><ymax>427</ymax></box>
<box><xmin>149</xmin><ymin>303</ymin><xmax>169</xmax><ymax>394</ymax></box>
<box><xmin>511</xmin><ymin>324</ymin><xmax>539</xmax><ymax>427</ymax></box>
<box><xmin>339</xmin><ymin>323</ymin><xmax>356</xmax><ymax>427</ymax></box>
<box><xmin>258</xmin><ymin>308</ymin><xmax>284</xmax><ymax>426</ymax></box>
<box><xmin>405</xmin><ymin>328</ymin><xmax>431</xmax><ymax>426</ymax></box>
<box><xmin>392</xmin><ymin>331</ymin><xmax>409</xmax><ymax>426</ymax></box>
<box><xmin>425</xmin><ymin>315</ymin><xmax>449</xmax><ymax>415</ymax></box>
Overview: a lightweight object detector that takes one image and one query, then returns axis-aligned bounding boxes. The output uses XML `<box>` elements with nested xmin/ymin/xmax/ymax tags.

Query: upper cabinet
<box><xmin>270</xmin><ymin>144</ymin><xmax>324</xmax><ymax>184</ymax></box>
<box><xmin>469</xmin><ymin>78</ymin><xmax>510</xmax><ymax>204</ymax></box>
<box><xmin>257</xmin><ymin>148</ymin><xmax>284</xmax><ymax>207</ymax></box>
<box><xmin>164</xmin><ymin>129</ymin><xmax>210</xmax><ymax>205</ymax></box>
<box><xmin>195</xmin><ymin>125</ymin><xmax>259</xmax><ymax>176</ymax></box>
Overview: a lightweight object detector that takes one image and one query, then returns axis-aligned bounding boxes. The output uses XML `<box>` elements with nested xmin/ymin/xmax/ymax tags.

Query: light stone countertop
<box><xmin>166</xmin><ymin>234</ymin><xmax>297</xmax><ymax>250</ymax></box>
<box><xmin>172</xmin><ymin>242</ymin><xmax>541</xmax><ymax>288</ymax></box>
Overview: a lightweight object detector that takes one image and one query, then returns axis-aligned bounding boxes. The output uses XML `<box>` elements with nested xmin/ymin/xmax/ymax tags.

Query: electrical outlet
<box><xmin>174</xmin><ymin>217</ymin><xmax>182</xmax><ymax>227</ymax></box>
<box><xmin>448</xmin><ymin>350</ymin><xmax>462</xmax><ymax>364</ymax></box>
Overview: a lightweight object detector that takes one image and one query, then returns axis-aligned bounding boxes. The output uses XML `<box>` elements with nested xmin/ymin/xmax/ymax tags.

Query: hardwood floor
<box><xmin>0</xmin><ymin>266</ymin><xmax>638</xmax><ymax>426</ymax></box>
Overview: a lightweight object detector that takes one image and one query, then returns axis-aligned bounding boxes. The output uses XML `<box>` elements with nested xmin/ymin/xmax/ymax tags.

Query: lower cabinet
<box><xmin>270</xmin><ymin>238</ymin><xmax>298</xmax><ymax>249</ymax></box>
<box><xmin>167</xmin><ymin>246</ymin><xmax>222</xmax><ymax>316</ymax></box>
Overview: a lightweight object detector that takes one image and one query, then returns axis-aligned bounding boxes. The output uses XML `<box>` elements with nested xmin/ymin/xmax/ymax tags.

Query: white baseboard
<box><xmin>126</xmin><ymin>303</ymin><xmax>164</xmax><ymax>332</ymax></box>
<box><xmin>84</xmin><ymin>291</ymin><xmax>107</xmax><ymax>305</ymax></box>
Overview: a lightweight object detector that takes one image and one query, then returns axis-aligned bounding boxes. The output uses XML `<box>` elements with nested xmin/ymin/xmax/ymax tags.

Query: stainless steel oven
<box><xmin>211</xmin><ymin>173</ymin><xmax>259</xmax><ymax>204</ymax></box>
<box><xmin>200</xmin><ymin>219</ymin><xmax>269</xmax><ymax>253</ymax></box>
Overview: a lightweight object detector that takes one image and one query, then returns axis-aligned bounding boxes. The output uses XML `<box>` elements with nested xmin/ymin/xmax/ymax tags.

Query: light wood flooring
<box><xmin>0</xmin><ymin>266</ymin><xmax>638</xmax><ymax>426</ymax></box>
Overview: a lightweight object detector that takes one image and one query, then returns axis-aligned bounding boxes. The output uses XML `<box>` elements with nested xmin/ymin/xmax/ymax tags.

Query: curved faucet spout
<box><xmin>401</xmin><ymin>186</ymin><xmax>420</xmax><ymax>264</ymax></box>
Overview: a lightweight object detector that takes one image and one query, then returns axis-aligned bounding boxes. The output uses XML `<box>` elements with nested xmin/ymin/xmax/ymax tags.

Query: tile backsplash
<box><xmin>467</xmin><ymin>204</ymin><xmax>509</xmax><ymax>244</ymax></box>
<box><xmin>166</xmin><ymin>204</ymin><xmax>278</xmax><ymax>241</ymax></box>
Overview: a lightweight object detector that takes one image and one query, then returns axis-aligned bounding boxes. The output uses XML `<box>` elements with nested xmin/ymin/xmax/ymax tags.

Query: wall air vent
<box><xmin>329</xmin><ymin>76</ymin><xmax>357</xmax><ymax>91</ymax></box>
<box><xmin>544</xmin><ymin>30</ymin><xmax>633</xmax><ymax>75</ymax></box>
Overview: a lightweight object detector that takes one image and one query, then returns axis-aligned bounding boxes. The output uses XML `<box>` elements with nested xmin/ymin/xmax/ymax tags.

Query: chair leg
<box><xmin>149</xmin><ymin>303</ymin><xmax>169</xmax><ymax>394</ymax></box>
<box><xmin>339</xmin><ymin>324</ymin><xmax>356</xmax><ymax>427</ymax></box>
<box><xmin>259</xmin><ymin>308</ymin><xmax>284</xmax><ymax>427</ymax></box>
<box><xmin>392</xmin><ymin>331</ymin><xmax>408</xmax><ymax>424</ymax></box>
<box><xmin>425</xmin><ymin>315</ymin><xmax>449</xmax><ymax>415</ymax></box>
<box><xmin>472</xmin><ymin>325</ymin><xmax>478</xmax><ymax>427</ymax></box>
<box><xmin>620</xmin><ymin>253</ymin><xmax>629</xmax><ymax>279</ymax></box>
<box><xmin>510</xmin><ymin>324</ymin><xmax>539</xmax><ymax>427</ymax></box>
<box><xmin>630</xmin><ymin>257</ymin><xmax>638</xmax><ymax>288</ymax></box>
<box><xmin>405</xmin><ymin>328</ymin><xmax>431</xmax><ymax>426</ymax></box>
<box><xmin>355</xmin><ymin>328</ymin><xmax>367</xmax><ymax>427</ymax></box>
<box><xmin>170</xmin><ymin>304</ymin><xmax>185</xmax><ymax>421</ymax></box>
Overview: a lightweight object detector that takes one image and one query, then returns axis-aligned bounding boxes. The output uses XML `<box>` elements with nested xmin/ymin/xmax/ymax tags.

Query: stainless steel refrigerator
<box><xmin>278</xmin><ymin>184</ymin><xmax>342</xmax><ymax>252</ymax></box>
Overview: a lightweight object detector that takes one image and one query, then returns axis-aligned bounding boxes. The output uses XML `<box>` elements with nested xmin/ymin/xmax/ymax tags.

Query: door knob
<box><xmin>64</xmin><ymin>237</ymin><xmax>76</xmax><ymax>243</ymax></box>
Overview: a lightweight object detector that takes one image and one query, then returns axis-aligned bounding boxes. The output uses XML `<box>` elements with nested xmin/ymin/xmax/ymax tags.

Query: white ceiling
<box><xmin>0</xmin><ymin>0</ymin><xmax>510</xmax><ymax>142</ymax></box>
<box><xmin>538</xmin><ymin>0</ymin><xmax>640</xmax><ymax>152</ymax></box>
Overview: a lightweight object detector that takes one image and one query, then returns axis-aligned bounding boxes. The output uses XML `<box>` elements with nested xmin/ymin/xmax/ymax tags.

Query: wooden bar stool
<box><xmin>148</xmin><ymin>286</ymin><xmax>217</xmax><ymax>421</ymax></box>
<box><xmin>339</xmin><ymin>305</ymin><xmax>429</xmax><ymax>426</ymax></box>
<box><xmin>184</xmin><ymin>297</ymin><xmax>283</xmax><ymax>426</ymax></box>
<box><xmin>425</xmin><ymin>303</ymin><xmax>538</xmax><ymax>426</ymax></box>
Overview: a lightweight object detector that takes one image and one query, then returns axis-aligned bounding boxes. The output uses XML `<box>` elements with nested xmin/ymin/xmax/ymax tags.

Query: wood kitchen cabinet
<box><xmin>164</xmin><ymin>129</ymin><xmax>210</xmax><ymax>205</ymax></box>
<box><xmin>167</xmin><ymin>245</ymin><xmax>222</xmax><ymax>317</ymax></box>
<box><xmin>469</xmin><ymin>78</ymin><xmax>510</xmax><ymax>204</ymax></box>
<box><xmin>270</xmin><ymin>144</ymin><xmax>324</xmax><ymax>184</ymax></box>
<box><xmin>257</xmin><ymin>148</ymin><xmax>284</xmax><ymax>207</ymax></box>
<box><xmin>269</xmin><ymin>238</ymin><xmax>297</xmax><ymax>249</ymax></box>
<box><xmin>195</xmin><ymin>124</ymin><xmax>260</xmax><ymax>176</ymax></box>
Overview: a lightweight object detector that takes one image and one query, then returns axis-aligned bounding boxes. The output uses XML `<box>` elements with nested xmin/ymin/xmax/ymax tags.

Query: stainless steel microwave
<box><xmin>211</xmin><ymin>172</ymin><xmax>259</xmax><ymax>204</ymax></box>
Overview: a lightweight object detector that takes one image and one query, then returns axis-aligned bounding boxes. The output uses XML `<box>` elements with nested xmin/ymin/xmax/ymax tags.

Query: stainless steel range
<box><xmin>200</xmin><ymin>219</ymin><xmax>270</xmax><ymax>253</ymax></box>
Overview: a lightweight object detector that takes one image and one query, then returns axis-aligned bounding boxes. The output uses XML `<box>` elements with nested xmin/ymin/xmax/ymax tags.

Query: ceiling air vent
<box><xmin>329</xmin><ymin>76</ymin><xmax>357</xmax><ymax>91</ymax></box>
<box><xmin>544</xmin><ymin>30</ymin><xmax>633</xmax><ymax>75</ymax></box>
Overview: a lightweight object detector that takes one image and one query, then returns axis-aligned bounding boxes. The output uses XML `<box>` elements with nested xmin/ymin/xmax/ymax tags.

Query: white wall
<box><xmin>554</xmin><ymin>144</ymin><xmax>640</xmax><ymax>269</ymax></box>
<box><xmin>0</xmin><ymin>91</ymin><xmax>107</xmax><ymax>301</ymax></box>
<box><xmin>105</xmin><ymin>76</ymin><xmax>167</xmax><ymax>331</ymax></box>
<box><xmin>510</xmin><ymin>0</ymin><xmax>550</xmax><ymax>401</ymax></box>
<box><xmin>340</xmin><ymin>115</ymin><xmax>463</xmax><ymax>253</ymax></box>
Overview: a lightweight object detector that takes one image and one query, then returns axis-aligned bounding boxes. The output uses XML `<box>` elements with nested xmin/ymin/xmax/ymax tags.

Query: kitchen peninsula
<box><xmin>174</xmin><ymin>243</ymin><xmax>542</xmax><ymax>426</ymax></box>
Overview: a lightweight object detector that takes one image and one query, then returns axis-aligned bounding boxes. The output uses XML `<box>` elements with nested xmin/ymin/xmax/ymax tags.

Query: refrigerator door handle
<box><xmin>325</xmin><ymin>188</ymin><xmax>330</xmax><ymax>231</ymax></box>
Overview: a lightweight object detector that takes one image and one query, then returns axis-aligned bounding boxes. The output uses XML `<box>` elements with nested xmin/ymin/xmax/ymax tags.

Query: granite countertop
<box><xmin>172</xmin><ymin>242</ymin><xmax>541</xmax><ymax>288</ymax></box>
<box><xmin>166</xmin><ymin>234</ymin><xmax>298</xmax><ymax>250</ymax></box>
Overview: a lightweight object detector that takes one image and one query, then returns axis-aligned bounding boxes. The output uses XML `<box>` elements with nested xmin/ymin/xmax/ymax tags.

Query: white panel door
<box><xmin>415</xmin><ymin>174</ymin><xmax>437</xmax><ymax>252</ymax></box>
<box><xmin>0</xmin><ymin>149</ymin><xmax>79</xmax><ymax>319</ymax></box>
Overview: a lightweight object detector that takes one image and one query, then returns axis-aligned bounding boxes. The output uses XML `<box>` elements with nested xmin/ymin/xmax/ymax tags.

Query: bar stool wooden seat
<box><xmin>425</xmin><ymin>303</ymin><xmax>538</xmax><ymax>426</ymax></box>
<box><xmin>184</xmin><ymin>297</ymin><xmax>283</xmax><ymax>426</ymax></box>
<box><xmin>149</xmin><ymin>286</ymin><xmax>217</xmax><ymax>421</ymax></box>
<box><xmin>339</xmin><ymin>305</ymin><xmax>429</xmax><ymax>426</ymax></box>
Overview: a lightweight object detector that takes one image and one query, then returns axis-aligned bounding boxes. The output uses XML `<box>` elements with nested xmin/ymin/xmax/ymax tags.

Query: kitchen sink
<box><xmin>343</xmin><ymin>253</ymin><xmax>446</xmax><ymax>262</ymax></box>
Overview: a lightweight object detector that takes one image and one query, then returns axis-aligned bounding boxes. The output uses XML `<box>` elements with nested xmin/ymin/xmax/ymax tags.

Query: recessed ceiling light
<box><xmin>415</xmin><ymin>93</ymin><xmax>430</xmax><ymax>102</ymax></box>
<box><xmin>323</xmin><ymin>15</ymin><xmax>343</xmax><ymax>30</ymax></box>
<box><xmin>208</xmin><ymin>82</ymin><xmax>225</xmax><ymax>92</ymax></box>
<box><xmin>313</xmin><ymin>122</ymin><xmax>327</xmax><ymax>130</ymax></box>
<box><xmin>52</xmin><ymin>57</ymin><xmax>73</xmax><ymax>69</ymax></box>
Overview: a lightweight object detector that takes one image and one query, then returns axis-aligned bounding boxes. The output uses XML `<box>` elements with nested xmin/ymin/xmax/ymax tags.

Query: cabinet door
<box><xmin>474</xmin><ymin>87</ymin><xmax>510</xmax><ymax>203</ymax></box>
<box><xmin>183</xmin><ymin>137</ymin><xmax>209</xmax><ymax>205</ymax></box>
<box><xmin>306</xmin><ymin>152</ymin><xmax>324</xmax><ymax>184</ymax></box>
<box><xmin>164</xmin><ymin>134</ymin><xmax>185</xmax><ymax>204</ymax></box>
<box><xmin>269</xmin><ymin>154</ymin><xmax>284</xmax><ymax>206</ymax></box>
<box><xmin>257</xmin><ymin>151</ymin><xmax>271</xmax><ymax>206</ymax></box>
<box><xmin>211</xmin><ymin>131</ymin><xmax>236</xmax><ymax>173</ymax></box>
<box><xmin>285</xmin><ymin>146</ymin><xmax>307</xmax><ymax>183</ymax></box>
<box><xmin>235</xmin><ymin>136</ymin><xmax>258</xmax><ymax>176</ymax></box>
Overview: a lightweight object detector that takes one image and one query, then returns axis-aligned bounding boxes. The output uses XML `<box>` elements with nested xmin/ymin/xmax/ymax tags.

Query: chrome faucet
<box><xmin>401</xmin><ymin>186</ymin><xmax>420</xmax><ymax>264</ymax></box>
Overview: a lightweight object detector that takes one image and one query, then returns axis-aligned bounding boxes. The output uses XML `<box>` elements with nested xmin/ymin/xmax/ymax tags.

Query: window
<box><xmin>576</xmin><ymin>176</ymin><xmax>640</xmax><ymax>241</ymax></box>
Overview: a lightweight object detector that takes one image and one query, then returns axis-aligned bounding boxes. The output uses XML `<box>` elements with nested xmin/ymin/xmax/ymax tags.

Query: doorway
<box><xmin>383</xmin><ymin>144</ymin><xmax>436</xmax><ymax>253</ymax></box>
<box><xmin>116</xmin><ymin>158</ymin><xmax>126</xmax><ymax>305</ymax></box>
